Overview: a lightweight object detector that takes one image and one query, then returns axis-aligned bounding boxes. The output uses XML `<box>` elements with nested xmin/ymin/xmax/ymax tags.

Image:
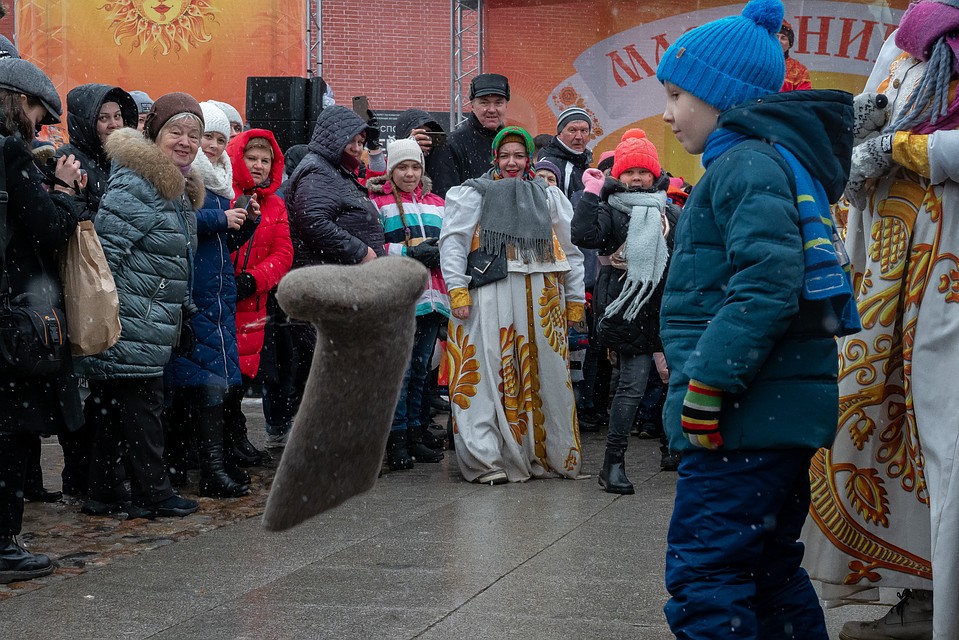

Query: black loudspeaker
<box><xmin>306</xmin><ymin>76</ymin><xmax>327</xmax><ymax>124</ymax></box>
<box><xmin>246</xmin><ymin>76</ymin><xmax>308</xmax><ymax>122</ymax></box>
<box><xmin>245</xmin><ymin>119</ymin><xmax>310</xmax><ymax>153</ymax></box>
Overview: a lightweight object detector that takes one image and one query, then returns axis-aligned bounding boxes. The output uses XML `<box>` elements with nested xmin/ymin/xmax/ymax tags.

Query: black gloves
<box><xmin>235</xmin><ymin>272</ymin><xmax>257</xmax><ymax>300</ymax></box>
<box><xmin>365</xmin><ymin>109</ymin><xmax>381</xmax><ymax>151</ymax></box>
<box><xmin>407</xmin><ymin>238</ymin><xmax>440</xmax><ymax>269</ymax></box>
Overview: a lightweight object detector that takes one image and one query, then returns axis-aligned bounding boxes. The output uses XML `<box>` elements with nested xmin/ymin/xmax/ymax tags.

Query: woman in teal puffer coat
<box><xmin>77</xmin><ymin>93</ymin><xmax>206</xmax><ymax>520</ymax></box>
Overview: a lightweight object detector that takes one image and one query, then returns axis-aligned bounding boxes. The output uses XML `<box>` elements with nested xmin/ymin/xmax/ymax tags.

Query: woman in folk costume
<box><xmin>439</xmin><ymin>126</ymin><xmax>586</xmax><ymax>485</ymax></box>
<box><xmin>803</xmin><ymin>2</ymin><xmax>959</xmax><ymax>637</ymax></box>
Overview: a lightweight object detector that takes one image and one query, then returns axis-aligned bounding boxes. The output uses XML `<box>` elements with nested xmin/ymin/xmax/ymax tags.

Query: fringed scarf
<box><xmin>603</xmin><ymin>190</ymin><xmax>669</xmax><ymax>322</ymax></box>
<box><xmin>463</xmin><ymin>176</ymin><xmax>555</xmax><ymax>263</ymax></box>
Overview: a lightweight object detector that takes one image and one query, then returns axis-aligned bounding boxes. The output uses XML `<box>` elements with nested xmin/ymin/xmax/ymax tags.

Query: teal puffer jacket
<box><xmin>661</xmin><ymin>90</ymin><xmax>853</xmax><ymax>452</ymax></box>
<box><xmin>77</xmin><ymin>128</ymin><xmax>201</xmax><ymax>380</ymax></box>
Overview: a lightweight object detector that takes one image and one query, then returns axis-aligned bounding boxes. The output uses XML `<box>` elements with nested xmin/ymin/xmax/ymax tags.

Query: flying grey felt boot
<box><xmin>262</xmin><ymin>257</ymin><xmax>428</xmax><ymax>531</ymax></box>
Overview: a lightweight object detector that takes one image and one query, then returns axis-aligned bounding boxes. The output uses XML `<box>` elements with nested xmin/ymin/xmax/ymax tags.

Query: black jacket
<box><xmin>56</xmin><ymin>84</ymin><xmax>137</xmax><ymax>216</ymax></box>
<box><xmin>287</xmin><ymin>106</ymin><xmax>385</xmax><ymax>268</ymax></box>
<box><xmin>429</xmin><ymin>113</ymin><xmax>501</xmax><ymax>198</ymax></box>
<box><xmin>0</xmin><ymin>135</ymin><xmax>82</xmax><ymax>434</ymax></box>
<box><xmin>539</xmin><ymin>137</ymin><xmax>592</xmax><ymax>198</ymax></box>
<box><xmin>571</xmin><ymin>175</ymin><xmax>679</xmax><ymax>356</ymax></box>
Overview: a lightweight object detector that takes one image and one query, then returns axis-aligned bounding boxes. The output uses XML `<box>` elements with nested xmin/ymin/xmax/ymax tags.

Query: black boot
<box><xmin>598</xmin><ymin>448</ymin><xmax>635</xmax><ymax>495</ymax></box>
<box><xmin>407</xmin><ymin>427</ymin><xmax>444</xmax><ymax>463</ymax></box>
<box><xmin>0</xmin><ymin>536</ymin><xmax>55</xmax><ymax>584</ymax></box>
<box><xmin>197</xmin><ymin>408</ymin><xmax>250</xmax><ymax>498</ymax></box>
<box><xmin>224</xmin><ymin>459</ymin><xmax>251</xmax><ymax>486</ymax></box>
<box><xmin>412</xmin><ymin>424</ymin><xmax>445</xmax><ymax>450</ymax></box>
<box><xmin>224</xmin><ymin>388</ymin><xmax>270</xmax><ymax>467</ymax></box>
<box><xmin>385</xmin><ymin>430</ymin><xmax>414</xmax><ymax>471</ymax></box>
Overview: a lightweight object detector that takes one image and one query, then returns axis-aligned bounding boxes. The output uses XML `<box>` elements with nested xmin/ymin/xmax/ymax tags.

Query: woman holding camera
<box><xmin>0</xmin><ymin>59</ymin><xmax>84</xmax><ymax>583</ymax></box>
<box><xmin>163</xmin><ymin>102</ymin><xmax>258</xmax><ymax>498</ymax></box>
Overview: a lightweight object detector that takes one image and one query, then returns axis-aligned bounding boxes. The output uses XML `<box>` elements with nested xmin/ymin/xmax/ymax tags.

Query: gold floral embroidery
<box><xmin>538</xmin><ymin>273</ymin><xmax>567</xmax><ymax>357</ymax></box>
<box><xmin>499</xmin><ymin>325</ymin><xmax>532</xmax><ymax>444</ymax></box>
<box><xmin>448</xmin><ymin>323</ymin><xmax>479</xmax><ymax>411</ymax></box>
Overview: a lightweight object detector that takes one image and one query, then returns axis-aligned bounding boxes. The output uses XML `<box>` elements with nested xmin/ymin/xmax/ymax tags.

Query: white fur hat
<box><xmin>387</xmin><ymin>137</ymin><xmax>425</xmax><ymax>176</ymax></box>
<box><xmin>199</xmin><ymin>102</ymin><xmax>231</xmax><ymax>140</ymax></box>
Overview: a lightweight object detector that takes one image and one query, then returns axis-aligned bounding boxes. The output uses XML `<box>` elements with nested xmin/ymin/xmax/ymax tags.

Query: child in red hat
<box><xmin>570</xmin><ymin>128</ymin><xmax>679</xmax><ymax>491</ymax></box>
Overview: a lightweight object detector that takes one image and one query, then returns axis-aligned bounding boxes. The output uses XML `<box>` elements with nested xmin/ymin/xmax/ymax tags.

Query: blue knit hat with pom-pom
<box><xmin>657</xmin><ymin>0</ymin><xmax>786</xmax><ymax>112</ymax></box>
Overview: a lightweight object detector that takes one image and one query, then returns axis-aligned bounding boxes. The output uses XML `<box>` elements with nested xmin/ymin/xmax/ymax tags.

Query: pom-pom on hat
<box><xmin>656</xmin><ymin>0</ymin><xmax>786</xmax><ymax>112</ymax></box>
<box><xmin>611</xmin><ymin>129</ymin><xmax>661</xmax><ymax>180</ymax></box>
<box><xmin>199</xmin><ymin>101</ymin><xmax>231</xmax><ymax>140</ymax></box>
<box><xmin>387</xmin><ymin>137</ymin><xmax>425</xmax><ymax>176</ymax></box>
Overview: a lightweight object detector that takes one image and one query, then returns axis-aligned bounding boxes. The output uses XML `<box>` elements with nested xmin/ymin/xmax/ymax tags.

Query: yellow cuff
<box><xmin>449</xmin><ymin>287</ymin><xmax>471</xmax><ymax>309</ymax></box>
<box><xmin>566</xmin><ymin>302</ymin><xmax>585</xmax><ymax>323</ymax></box>
<box><xmin>892</xmin><ymin>131</ymin><xmax>930</xmax><ymax>178</ymax></box>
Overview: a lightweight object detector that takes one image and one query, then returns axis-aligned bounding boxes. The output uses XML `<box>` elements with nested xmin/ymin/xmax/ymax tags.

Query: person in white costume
<box><xmin>802</xmin><ymin>2</ymin><xmax>959</xmax><ymax>638</ymax></box>
<box><xmin>439</xmin><ymin>126</ymin><xmax>585</xmax><ymax>485</ymax></box>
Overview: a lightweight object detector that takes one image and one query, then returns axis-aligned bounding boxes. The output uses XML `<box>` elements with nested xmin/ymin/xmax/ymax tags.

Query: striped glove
<box><xmin>681</xmin><ymin>380</ymin><xmax>723</xmax><ymax>450</ymax></box>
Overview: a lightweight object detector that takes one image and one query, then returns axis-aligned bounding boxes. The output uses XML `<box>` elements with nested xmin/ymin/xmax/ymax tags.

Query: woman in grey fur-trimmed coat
<box><xmin>76</xmin><ymin>93</ymin><xmax>206</xmax><ymax>519</ymax></box>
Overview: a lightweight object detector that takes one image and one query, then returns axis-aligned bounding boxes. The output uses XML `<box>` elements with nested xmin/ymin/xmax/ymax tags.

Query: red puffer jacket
<box><xmin>227</xmin><ymin>129</ymin><xmax>294</xmax><ymax>379</ymax></box>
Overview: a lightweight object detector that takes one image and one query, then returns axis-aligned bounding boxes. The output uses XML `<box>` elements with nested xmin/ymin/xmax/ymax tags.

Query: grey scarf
<box><xmin>604</xmin><ymin>190</ymin><xmax>668</xmax><ymax>322</ymax></box>
<box><xmin>463</xmin><ymin>177</ymin><xmax>555</xmax><ymax>263</ymax></box>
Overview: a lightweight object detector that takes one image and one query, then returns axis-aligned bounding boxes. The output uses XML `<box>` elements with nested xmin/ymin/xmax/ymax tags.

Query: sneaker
<box><xmin>839</xmin><ymin>589</ymin><xmax>933</xmax><ymax>640</ymax></box>
<box><xmin>134</xmin><ymin>494</ymin><xmax>199</xmax><ymax>519</ymax></box>
<box><xmin>636</xmin><ymin>422</ymin><xmax>661</xmax><ymax>439</ymax></box>
<box><xmin>81</xmin><ymin>498</ymin><xmax>132</xmax><ymax>516</ymax></box>
<box><xmin>265</xmin><ymin>422</ymin><xmax>292</xmax><ymax>449</ymax></box>
<box><xmin>475</xmin><ymin>469</ymin><xmax>508</xmax><ymax>485</ymax></box>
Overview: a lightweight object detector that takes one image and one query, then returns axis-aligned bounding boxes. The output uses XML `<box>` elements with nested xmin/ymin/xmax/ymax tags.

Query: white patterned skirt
<box><xmin>447</xmin><ymin>271</ymin><xmax>582</xmax><ymax>482</ymax></box>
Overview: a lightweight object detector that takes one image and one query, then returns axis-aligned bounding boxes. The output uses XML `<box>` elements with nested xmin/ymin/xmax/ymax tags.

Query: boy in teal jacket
<box><xmin>655</xmin><ymin>0</ymin><xmax>858</xmax><ymax>637</ymax></box>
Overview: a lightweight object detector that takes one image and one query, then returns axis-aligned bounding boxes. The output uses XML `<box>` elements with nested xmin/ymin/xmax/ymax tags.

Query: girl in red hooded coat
<box><xmin>221</xmin><ymin>129</ymin><xmax>294</xmax><ymax>465</ymax></box>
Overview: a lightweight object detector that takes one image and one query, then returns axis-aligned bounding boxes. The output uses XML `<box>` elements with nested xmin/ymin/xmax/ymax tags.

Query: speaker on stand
<box><xmin>246</xmin><ymin>76</ymin><xmax>310</xmax><ymax>151</ymax></box>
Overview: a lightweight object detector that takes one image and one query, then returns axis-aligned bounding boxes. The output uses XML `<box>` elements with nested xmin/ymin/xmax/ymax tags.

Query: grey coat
<box><xmin>77</xmin><ymin>128</ymin><xmax>202</xmax><ymax>380</ymax></box>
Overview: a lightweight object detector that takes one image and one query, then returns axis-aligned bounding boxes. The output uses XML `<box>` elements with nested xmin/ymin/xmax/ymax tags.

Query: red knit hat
<box><xmin>611</xmin><ymin>129</ymin><xmax>661</xmax><ymax>180</ymax></box>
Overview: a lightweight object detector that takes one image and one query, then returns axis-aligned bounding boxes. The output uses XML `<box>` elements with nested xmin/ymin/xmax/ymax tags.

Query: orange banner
<box><xmin>487</xmin><ymin>0</ymin><xmax>909</xmax><ymax>182</ymax></box>
<box><xmin>16</xmin><ymin>0</ymin><xmax>306</xmax><ymax>143</ymax></box>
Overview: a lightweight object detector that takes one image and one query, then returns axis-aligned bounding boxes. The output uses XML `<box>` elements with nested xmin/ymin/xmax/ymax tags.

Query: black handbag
<box><xmin>466</xmin><ymin>247</ymin><xmax>507</xmax><ymax>290</ymax></box>
<box><xmin>0</xmin><ymin>142</ymin><xmax>67</xmax><ymax>377</ymax></box>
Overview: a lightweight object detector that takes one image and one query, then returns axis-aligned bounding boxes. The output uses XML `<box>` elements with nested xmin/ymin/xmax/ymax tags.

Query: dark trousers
<box><xmin>606</xmin><ymin>353</ymin><xmax>651</xmax><ymax>450</ymax></box>
<box><xmin>392</xmin><ymin>313</ymin><xmax>444</xmax><ymax>431</ymax></box>
<box><xmin>284</xmin><ymin>322</ymin><xmax>317</xmax><ymax>426</ymax></box>
<box><xmin>580</xmin><ymin>341</ymin><xmax>612</xmax><ymax>413</ymax></box>
<box><xmin>664</xmin><ymin>449</ymin><xmax>827</xmax><ymax>639</ymax></box>
<box><xmin>0</xmin><ymin>432</ymin><xmax>30</xmax><ymax>536</ymax></box>
<box><xmin>87</xmin><ymin>378</ymin><xmax>174</xmax><ymax>506</ymax></box>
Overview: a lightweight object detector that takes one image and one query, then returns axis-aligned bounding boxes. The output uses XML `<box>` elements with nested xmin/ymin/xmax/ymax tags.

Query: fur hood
<box><xmin>105</xmin><ymin>127</ymin><xmax>205</xmax><ymax>209</ymax></box>
<box><xmin>366</xmin><ymin>174</ymin><xmax>433</xmax><ymax>196</ymax></box>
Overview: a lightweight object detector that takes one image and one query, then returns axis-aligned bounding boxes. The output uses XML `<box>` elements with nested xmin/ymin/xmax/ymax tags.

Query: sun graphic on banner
<box><xmin>100</xmin><ymin>0</ymin><xmax>219</xmax><ymax>55</ymax></box>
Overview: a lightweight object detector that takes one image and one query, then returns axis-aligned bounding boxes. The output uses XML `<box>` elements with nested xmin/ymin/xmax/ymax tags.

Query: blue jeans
<box><xmin>664</xmin><ymin>449</ymin><xmax>827</xmax><ymax>639</ymax></box>
<box><xmin>606</xmin><ymin>352</ymin><xmax>651</xmax><ymax>450</ymax></box>
<box><xmin>391</xmin><ymin>313</ymin><xmax>444</xmax><ymax>431</ymax></box>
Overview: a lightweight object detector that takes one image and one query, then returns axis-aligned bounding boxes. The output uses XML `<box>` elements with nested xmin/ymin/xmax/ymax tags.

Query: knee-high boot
<box><xmin>197</xmin><ymin>406</ymin><xmax>249</xmax><ymax>498</ymax></box>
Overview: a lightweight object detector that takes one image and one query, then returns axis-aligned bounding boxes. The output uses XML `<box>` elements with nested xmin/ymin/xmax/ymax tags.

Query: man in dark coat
<box><xmin>430</xmin><ymin>73</ymin><xmax>510</xmax><ymax>197</ymax></box>
<box><xmin>56</xmin><ymin>84</ymin><xmax>137</xmax><ymax>215</ymax></box>
<box><xmin>539</xmin><ymin>106</ymin><xmax>594</xmax><ymax>198</ymax></box>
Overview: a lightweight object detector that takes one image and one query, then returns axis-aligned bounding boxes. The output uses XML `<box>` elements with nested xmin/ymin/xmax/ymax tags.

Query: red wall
<box><xmin>318</xmin><ymin>0</ymin><xmax>453</xmax><ymax>113</ymax></box>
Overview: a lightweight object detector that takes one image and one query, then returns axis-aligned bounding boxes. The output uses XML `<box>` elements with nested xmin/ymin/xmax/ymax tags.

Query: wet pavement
<box><xmin>2</xmin><ymin>401</ymin><xmax>880</xmax><ymax>639</ymax></box>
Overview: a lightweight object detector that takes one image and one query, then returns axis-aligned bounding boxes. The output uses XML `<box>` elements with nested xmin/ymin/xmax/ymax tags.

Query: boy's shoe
<box><xmin>838</xmin><ymin>589</ymin><xmax>933</xmax><ymax>640</ymax></box>
<box><xmin>0</xmin><ymin>536</ymin><xmax>56</xmax><ymax>584</ymax></box>
<box><xmin>134</xmin><ymin>495</ymin><xmax>200</xmax><ymax>519</ymax></box>
<box><xmin>660</xmin><ymin>450</ymin><xmax>681</xmax><ymax>472</ymax></box>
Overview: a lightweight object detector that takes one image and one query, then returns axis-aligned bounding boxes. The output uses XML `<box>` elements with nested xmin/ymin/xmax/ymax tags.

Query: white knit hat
<box><xmin>387</xmin><ymin>137</ymin><xmax>425</xmax><ymax>176</ymax></box>
<box><xmin>208</xmin><ymin>99</ymin><xmax>243</xmax><ymax>127</ymax></box>
<box><xmin>199</xmin><ymin>101</ymin><xmax>231</xmax><ymax>139</ymax></box>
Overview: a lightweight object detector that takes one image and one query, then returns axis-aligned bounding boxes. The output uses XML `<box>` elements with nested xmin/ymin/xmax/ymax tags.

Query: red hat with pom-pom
<box><xmin>611</xmin><ymin>129</ymin><xmax>661</xmax><ymax>180</ymax></box>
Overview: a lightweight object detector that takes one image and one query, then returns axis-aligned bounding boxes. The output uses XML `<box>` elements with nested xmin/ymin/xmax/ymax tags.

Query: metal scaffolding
<box><xmin>450</xmin><ymin>0</ymin><xmax>482</xmax><ymax>131</ymax></box>
<box><xmin>306</xmin><ymin>0</ymin><xmax>322</xmax><ymax>77</ymax></box>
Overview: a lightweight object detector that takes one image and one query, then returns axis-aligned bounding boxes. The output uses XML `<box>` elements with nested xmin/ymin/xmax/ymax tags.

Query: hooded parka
<box><xmin>286</xmin><ymin>106</ymin><xmax>385</xmax><ymax>268</ymax></box>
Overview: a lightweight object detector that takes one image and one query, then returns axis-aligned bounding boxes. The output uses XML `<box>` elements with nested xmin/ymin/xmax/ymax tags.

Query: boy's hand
<box><xmin>852</xmin><ymin>92</ymin><xmax>890</xmax><ymax>146</ymax></box>
<box><xmin>583</xmin><ymin>168</ymin><xmax>605</xmax><ymax>195</ymax></box>
<box><xmin>845</xmin><ymin>134</ymin><xmax>894</xmax><ymax>209</ymax></box>
<box><xmin>681</xmin><ymin>380</ymin><xmax>723</xmax><ymax>449</ymax></box>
